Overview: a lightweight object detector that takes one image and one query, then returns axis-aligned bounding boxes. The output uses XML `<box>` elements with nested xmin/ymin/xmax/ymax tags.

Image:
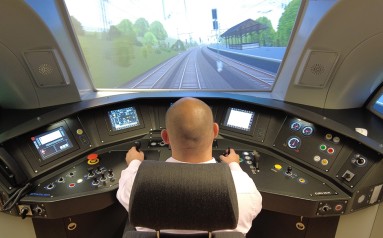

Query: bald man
<box><xmin>117</xmin><ymin>97</ymin><xmax>262</xmax><ymax>235</ymax></box>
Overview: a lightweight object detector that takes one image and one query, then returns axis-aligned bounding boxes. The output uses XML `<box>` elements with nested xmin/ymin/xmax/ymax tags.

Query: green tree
<box><xmin>108</xmin><ymin>25</ymin><xmax>121</xmax><ymax>39</ymax></box>
<box><xmin>143</xmin><ymin>32</ymin><xmax>158</xmax><ymax>47</ymax></box>
<box><xmin>276</xmin><ymin>0</ymin><xmax>301</xmax><ymax>46</ymax></box>
<box><xmin>113</xmin><ymin>38</ymin><xmax>134</xmax><ymax>67</ymax></box>
<box><xmin>116</xmin><ymin>19</ymin><xmax>137</xmax><ymax>44</ymax></box>
<box><xmin>149</xmin><ymin>21</ymin><xmax>168</xmax><ymax>46</ymax></box>
<box><xmin>134</xmin><ymin>18</ymin><xmax>150</xmax><ymax>37</ymax></box>
<box><xmin>255</xmin><ymin>17</ymin><xmax>276</xmax><ymax>46</ymax></box>
<box><xmin>70</xmin><ymin>16</ymin><xmax>84</xmax><ymax>35</ymax></box>
<box><xmin>113</xmin><ymin>19</ymin><xmax>137</xmax><ymax>67</ymax></box>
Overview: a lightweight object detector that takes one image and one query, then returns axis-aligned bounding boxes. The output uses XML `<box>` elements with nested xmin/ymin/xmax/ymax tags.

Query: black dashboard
<box><xmin>0</xmin><ymin>92</ymin><xmax>382</xmax><ymax>220</ymax></box>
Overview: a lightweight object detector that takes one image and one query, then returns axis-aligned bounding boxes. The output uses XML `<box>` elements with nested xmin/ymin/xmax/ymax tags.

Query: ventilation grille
<box><xmin>23</xmin><ymin>49</ymin><xmax>69</xmax><ymax>88</ymax></box>
<box><xmin>296</xmin><ymin>50</ymin><xmax>339</xmax><ymax>88</ymax></box>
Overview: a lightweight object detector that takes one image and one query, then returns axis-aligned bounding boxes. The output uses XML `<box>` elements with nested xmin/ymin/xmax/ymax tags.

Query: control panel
<box><xmin>0</xmin><ymin>97</ymin><xmax>382</xmax><ymax>220</ymax></box>
<box><xmin>274</xmin><ymin>118</ymin><xmax>344</xmax><ymax>172</ymax></box>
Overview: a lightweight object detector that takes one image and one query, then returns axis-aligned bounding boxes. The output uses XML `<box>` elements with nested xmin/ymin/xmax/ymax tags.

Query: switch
<box><xmin>341</xmin><ymin>170</ymin><xmax>355</xmax><ymax>182</ymax></box>
<box><xmin>286</xmin><ymin>166</ymin><xmax>293</xmax><ymax>176</ymax></box>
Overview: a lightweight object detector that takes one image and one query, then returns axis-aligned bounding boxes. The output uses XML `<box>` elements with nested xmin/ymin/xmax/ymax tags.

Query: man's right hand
<box><xmin>219</xmin><ymin>148</ymin><xmax>240</xmax><ymax>164</ymax></box>
<box><xmin>125</xmin><ymin>146</ymin><xmax>144</xmax><ymax>165</ymax></box>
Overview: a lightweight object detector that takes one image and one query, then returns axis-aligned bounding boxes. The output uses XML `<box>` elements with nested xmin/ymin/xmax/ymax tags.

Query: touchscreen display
<box><xmin>31</xmin><ymin>127</ymin><xmax>74</xmax><ymax>160</ymax></box>
<box><xmin>223</xmin><ymin>108</ymin><xmax>255</xmax><ymax>131</ymax></box>
<box><xmin>372</xmin><ymin>93</ymin><xmax>383</xmax><ymax>116</ymax></box>
<box><xmin>108</xmin><ymin>106</ymin><xmax>140</xmax><ymax>131</ymax></box>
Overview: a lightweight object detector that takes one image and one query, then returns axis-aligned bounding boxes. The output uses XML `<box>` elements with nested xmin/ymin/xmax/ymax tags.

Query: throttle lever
<box><xmin>253</xmin><ymin>150</ymin><xmax>260</xmax><ymax>171</ymax></box>
<box><xmin>222</xmin><ymin>147</ymin><xmax>231</xmax><ymax>156</ymax></box>
<box><xmin>134</xmin><ymin>141</ymin><xmax>141</xmax><ymax>152</ymax></box>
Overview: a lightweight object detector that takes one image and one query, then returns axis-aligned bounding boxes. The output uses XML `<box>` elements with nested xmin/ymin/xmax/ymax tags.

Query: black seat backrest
<box><xmin>128</xmin><ymin>160</ymin><xmax>239</xmax><ymax>232</ymax></box>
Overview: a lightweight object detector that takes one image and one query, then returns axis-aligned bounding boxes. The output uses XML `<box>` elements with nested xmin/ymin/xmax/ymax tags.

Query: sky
<box><xmin>64</xmin><ymin>0</ymin><xmax>292</xmax><ymax>43</ymax></box>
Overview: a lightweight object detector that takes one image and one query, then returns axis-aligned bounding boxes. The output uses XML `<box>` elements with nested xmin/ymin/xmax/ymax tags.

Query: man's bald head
<box><xmin>164</xmin><ymin>97</ymin><xmax>216</xmax><ymax>150</ymax></box>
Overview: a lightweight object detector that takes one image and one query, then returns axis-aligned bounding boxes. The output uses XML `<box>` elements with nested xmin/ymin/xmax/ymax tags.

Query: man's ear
<box><xmin>213</xmin><ymin>123</ymin><xmax>219</xmax><ymax>138</ymax></box>
<box><xmin>161</xmin><ymin>129</ymin><xmax>170</xmax><ymax>144</ymax></box>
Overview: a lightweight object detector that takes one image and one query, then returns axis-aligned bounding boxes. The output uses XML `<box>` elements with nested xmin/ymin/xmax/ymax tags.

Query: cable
<box><xmin>0</xmin><ymin>183</ymin><xmax>32</xmax><ymax>212</ymax></box>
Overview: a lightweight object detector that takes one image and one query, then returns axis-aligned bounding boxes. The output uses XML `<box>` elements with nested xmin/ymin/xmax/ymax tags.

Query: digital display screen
<box><xmin>31</xmin><ymin>127</ymin><xmax>74</xmax><ymax>160</ymax></box>
<box><xmin>223</xmin><ymin>108</ymin><xmax>255</xmax><ymax>131</ymax></box>
<box><xmin>372</xmin><ymin>93</ymin><xmax>383</xmax><ymax>117</ymax></box>
<box><xmin>108</xmin><ymin>107</ymin><xmax>140</xmax><ymax>131</ymax></box>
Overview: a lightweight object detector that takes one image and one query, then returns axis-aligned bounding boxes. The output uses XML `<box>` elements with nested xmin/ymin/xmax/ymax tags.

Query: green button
<box><xmin>320</xmin><ymin>145</ymin><xmax>327</xmax><ymax>150</ymax></box>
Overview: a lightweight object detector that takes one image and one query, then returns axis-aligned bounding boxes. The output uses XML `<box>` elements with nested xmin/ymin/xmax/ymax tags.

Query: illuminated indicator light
<box><xmin>320</xmin><ymin>145</ymin><xmax>327</xmax><ymax>151</ymax></box>
<box><xmin>243</xmin><ymin>151</ymin><xmax>249</xmax><ymax>156</ymax></box>
<box><xmin>321</xmin><ymin>159</ymin><xmax>329</xmax><ymax>166</ymax></box>
<box><xmin>76</xmin><ymin>129</ymin><xmax>83</xmax><ymax>135</ymax></box>
<box><xmin>327</xmin><ymin>148</ymin><xmax>335</xmax><ymax>154</ymax></box>
<box><xmin>298</xmin><ymin>178</ymin><xmax>306</xmax><ymax>184</ymax></box>
<box><xmin>274</xmin><ymin>164</ymin><xmax>282</xmax><ymax>170</ymax></box>
<box><xmin>77</xmin><ymin>179</ymin><xmax>83</xmax><ymax>183</ymax></box>
<box><xmin>69</xmin><ymin>183</ymin><xmax>76</xmax><ymax>188</ymax></box>
<box><xmin>335</xmin><ymin>204</ymin><xmax>343</xmax><ymax>211</ymax></box>
<box><xmin>333</xmin><ymin>137</ymin><xmax>340</xmax><ymax>143</ymax></box>
<box><xmin>313</xmin><ymin>155</ymin><xmax>321</xmax><ymax>162</ymax></box>
<box><xmin>325</xmin><ymin>134</ymin><xmax>332</xmax><ymax>140</ymax></box>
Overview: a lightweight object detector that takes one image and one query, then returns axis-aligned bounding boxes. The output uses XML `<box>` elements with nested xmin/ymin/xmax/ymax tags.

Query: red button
<box><xmin>327</xmin><ymin>148</ymin><xmax>334</xmax><ymax>154</ymax></box>
<box><xmin>87</xmin><ymin>154</ymin><xmax>98</xmax><ymax>160</ymax></box>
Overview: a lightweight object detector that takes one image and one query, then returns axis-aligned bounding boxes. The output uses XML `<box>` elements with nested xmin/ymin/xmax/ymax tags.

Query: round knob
<box><xmin>20</xmin><ymin>207</ymin><xmax>29</xmax><ymax>219</ymax></box>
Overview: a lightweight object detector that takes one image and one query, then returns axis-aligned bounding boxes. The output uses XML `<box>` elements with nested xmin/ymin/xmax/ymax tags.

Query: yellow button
<box><xmin>77</xmin><ymin>129</ymin><xmax>83</xmax><ymax>135</ymax></box>
<box><xmin>274</xmin><ymin>164</ymin><xmax>282</xmax><ymax>170</ymax></box>
<box><xmin>298</xmin><ymin>178</ymin><xmax>306</xmax><ymax>184</ymax></box>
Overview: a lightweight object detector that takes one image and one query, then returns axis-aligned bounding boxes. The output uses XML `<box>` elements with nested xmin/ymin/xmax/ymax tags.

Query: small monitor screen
<box><xmin>31</xmin><ymin>127</ymin><xmax>74</xmax><ymax>160</ymax></box>
<box><xmin>372</xmin><ymin>93</ymin><xmax>383</xmax><ymax>117</ymax></box>
<box><xmin>108</xmin><ymin>107</ymin><xmax>140</xmax><ymax>131</ymax></box>
<box><xmin>224</xmin><ymin>108</ymin><xmax>255</xmax><ymax>131</ymax></box>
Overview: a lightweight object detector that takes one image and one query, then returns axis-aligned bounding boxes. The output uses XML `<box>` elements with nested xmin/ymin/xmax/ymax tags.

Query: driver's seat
<box><xmin>123</xmin><ymin>160</ymin><xmax>245</xmax><ymax>238</ymax></box>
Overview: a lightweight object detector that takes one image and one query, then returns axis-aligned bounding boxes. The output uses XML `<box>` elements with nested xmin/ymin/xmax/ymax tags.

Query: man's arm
<box><xmin>116</xmin><ymin>146</ymin><xmax>144</xmax><ymax>211</ymax></box>
<box><xmin>219</xmin><ymin>148</ymin><xmax>262</xmax><ymax>234</ymax></box>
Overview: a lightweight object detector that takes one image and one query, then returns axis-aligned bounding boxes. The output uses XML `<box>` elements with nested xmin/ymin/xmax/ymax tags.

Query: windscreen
<box><xmin>65</xmin><ymin>0</ymin><xmax>301</xmax><ymax>90</ymax></box>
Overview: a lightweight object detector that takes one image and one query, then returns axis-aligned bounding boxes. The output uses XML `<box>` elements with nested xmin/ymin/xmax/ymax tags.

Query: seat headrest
<box><xmin>129</xmin><ymin>160</ymin><xmax>239</xmax><ymax>232</ymax></box>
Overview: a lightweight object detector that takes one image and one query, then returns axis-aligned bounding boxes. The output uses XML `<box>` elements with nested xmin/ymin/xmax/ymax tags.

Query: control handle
<box><xmin>253</xmin><ymin>150</ymin><xmax>260</xmax><ymax>171</ymax></box>
<box><xmin>134</xmin><ymin>141</ymin><xmax>141</xmax><ymax>152</ymax></box>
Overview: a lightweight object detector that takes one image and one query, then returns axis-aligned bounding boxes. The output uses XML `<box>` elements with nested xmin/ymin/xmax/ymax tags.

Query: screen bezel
<box><xmin>105</xmin><ymin>105</ymin><xmax>145</xmax><ymax>135</ymax></box>
<box><xmin>368</xmin><ymin>87</ymin><xmax>383</xmax><ymax>119</ymax></box>
<box><xmin>220</xmin><ymin>107</ymin><xmax>257</xmax><ymax>135</ymax></box>
<box><xmin>27</xmin><ymin>121</ymin><xmax>80</xmax><ymax>167</ymax></box>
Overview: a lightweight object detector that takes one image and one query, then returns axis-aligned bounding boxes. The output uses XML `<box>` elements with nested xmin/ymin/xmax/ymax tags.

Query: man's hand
<box><xmin>219</xmin><ymin>148</ymin><xmax>240</xmax><ymax>164</ymax></box>
<box><xmin>125</xmin><ymin>146</ymin><xmax>144</xmax><ymax>165</ymax></box>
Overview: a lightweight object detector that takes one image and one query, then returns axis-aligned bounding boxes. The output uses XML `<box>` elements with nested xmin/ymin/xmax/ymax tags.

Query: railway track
<box><xmin>124</xmin><ymin>46</ymin><xmax>276</xmax><ymax>91</ymax></box>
